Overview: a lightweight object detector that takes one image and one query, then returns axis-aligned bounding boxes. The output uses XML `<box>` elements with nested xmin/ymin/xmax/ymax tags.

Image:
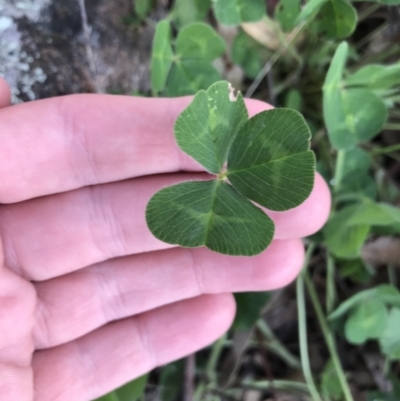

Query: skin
<box><xmin>0</xmin><ymin>77</ymin><xmax>331</xmax><ymax>401</ymax></box>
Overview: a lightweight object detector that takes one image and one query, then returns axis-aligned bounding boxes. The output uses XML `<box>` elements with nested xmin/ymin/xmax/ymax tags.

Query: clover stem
<box><xmin>333</xmin><ymin>149</ymin><xmax>346</xmax><ymax>193</ymax></box>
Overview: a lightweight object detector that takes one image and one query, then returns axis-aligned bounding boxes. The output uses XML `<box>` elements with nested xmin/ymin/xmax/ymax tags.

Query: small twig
<box><xmin>183</xmin><ymin>354</ymin><xmax>196</xmax><ymax>401</ymax></box>
<box><xmin>77</xmin><ymin>0</ymin><xmax>100</xmax><ymax>93</ymax></box>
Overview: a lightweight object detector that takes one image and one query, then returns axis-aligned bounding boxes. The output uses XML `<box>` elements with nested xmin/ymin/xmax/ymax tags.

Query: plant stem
<box><xmin>384</xmin><ymin>123</ymin><xmax>400</xmax><ymax>131</ymax></box>
<box><xmin>205</xmin><ymin>333</ymin><xmax>227</xmax><ymax>384</ymax></box>
<box><xmin>388</xmin><ymin>265</ymin><xmax>397</xmax><ymax>287</ymax></box>
<box><xmin>371</xmin><ymin>143</ymin><xmax>400</xmax><ymax>155</ymax></box>
<box><xmin>326</xmin><ymin>253</ymin><xmax>336</xmax><ymax>315</ymax></box>
<box><xmin>333</xmin><ymin>149</ymin><xmax>346</xmax><ymax>193</ymax></box>
<box><xmin>297</xmin><ymin>244</ymin><xmax>323</xmax><ymax>401</ymax></box>
<box><xmin>242</xmin><ymin>379</ymin><xmax>311</xmax><ymax>394</ymax></box>
<box><xmin>257</xmin><ymin>319</ymin><xmax>301</xmax><ymax>369</ymax></box>
<box><xmin>303</xmin><ymin>271</ymin><xmax>354</xmax><ymax>401</ymax></box>
<box><xmin>358</xmin><ymin>3</ymin><xmax>381</xmax><ymax>21</ymax></box>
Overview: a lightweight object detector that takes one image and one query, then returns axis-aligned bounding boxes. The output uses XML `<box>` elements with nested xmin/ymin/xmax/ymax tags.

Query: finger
<box><xmin>0</xmin><ymin>241</ymin><xmax>36</xmax><ymax>400</ymax></box>
<box><xmin>33</xmin><ymin>294</ymin><xmax>235</xmax><ymax>401</ymax></box>
<box><xmin>0</xmin><ymin>94</ymin><xmax>272</xmax><ymax>203</ymax></box>
<box><xmin>1</xmin><ymin>172</ymin><xmax>328</xmax><ymax>280</ymax></box>
<box><xmin>0</xmin><ymin>77</ymin><xmax>11</xmax><ymax>108</ymax></box>
<box><xmin>34</xmin><ymin>238</ymin><xmax>303</xmax><ymax>348</ymax></box>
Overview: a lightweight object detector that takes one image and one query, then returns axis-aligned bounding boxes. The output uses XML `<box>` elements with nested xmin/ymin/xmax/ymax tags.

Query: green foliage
<box><xmin>321</xmin><ymin>359</ymin><xmax>343</xmax><ymax>400</ymax></box>
<box><xmin>275</xmin><ymin>0</ymin><xmax>301</xmax><ymax>32</ymax></box>
<box><xmin>329</xmin><ymin>286</ymin><xmax>400</xmax><ymax>359</ymax></box>
<box><xmin>379</xmin><ymin>308</ymin><xmax>400</xmax><ymax>359</ymax></box>
<box><xmin>150</xmin><ymin>21</ymin><xmax>225</xmax><ymax>96</ymax></box>
<box><xmin>345</xmin><ymin>63</ymin><xmax>400</xmax><ymax>89</ymax></box>
<box><xmin>345</xmin><ymin>298</ymin><xmax>388</xmax><ymax>344</ymax></box>
<box><xmin>146</xmin><ymin>81</ymin><xmax>315</xmax><ymax>255</ymax></box>
<box><xmin>159</xmin><ymin>361</ymin><xmax>184</xmax><ymax>401</ymax></box>
<box><xmin>337</xmin><ymin>148</ymin><xmax>377</xmax><ymax>199</ymax></box>
<box><xmin>134</xmin><ymin>0</ymin><xmax>154</xmax><ymax>20</ymax></box>
<box><xmin>312</xmin><ymin>0</ymin><xmax>357</xmax><ymax>39</ymax></box>
<box><xmin>170</xmin><ymin>0</ymin><xmax>211</xmax><ymax>28</ymax></box>
<box><xmin>323</xmin><ymin>205</ymin><xmax>370</xmax><ymax>259</ymax></box>
<box><xmin>323</xmin><ymin>42</ymin><xmax>388</xmax><ymax>150</ymax></box>
<box><xmin>232</xmin><ymin>31</ymin><xmax>266</xmax><ymax>79</ymax></box>
<box><xmin>233</xmin><ymin>292</ymin><xmax>271</xmax><ymax>330</ymax></box>
<box><xmin>212</xmin><ymin>0</ymin><xmax>266</xmax><ymax>25</ymax></box>
<box><xmin>94</xmin><ymin>375</ymin><xmax>148</xmax><ymax>401</ymax></box>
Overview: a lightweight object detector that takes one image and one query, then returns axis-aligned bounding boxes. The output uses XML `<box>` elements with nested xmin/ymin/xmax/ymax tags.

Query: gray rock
<box><xmin>0</xmin><ymin>0</ymin><xmax>166</xmax><ymax>102</ymax></box>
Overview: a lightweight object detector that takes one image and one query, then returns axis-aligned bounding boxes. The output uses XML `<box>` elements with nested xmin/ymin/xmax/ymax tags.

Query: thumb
<box><xmin>0</xmin><ymin>77</ymin><xmax>12</xmax><ymax>109</ymax></box>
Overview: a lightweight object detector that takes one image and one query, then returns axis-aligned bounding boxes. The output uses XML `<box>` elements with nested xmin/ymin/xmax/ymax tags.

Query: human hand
<box><xmin>0</xmin><ymin>77</ymin><xmax>330</xmax><ymax>401</ymax></box>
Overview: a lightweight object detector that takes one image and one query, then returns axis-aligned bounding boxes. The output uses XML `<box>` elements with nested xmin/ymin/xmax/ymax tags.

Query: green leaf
<box><xmin>345</xmin><ymin>298</ymin><xmax>388</xmax><ymax>344</ymax></box>
<box><xmin>174</xmin><ymin>81</ymin><xmax>248</xmax><ymax>173</ymax></box>
<box><xmin>233</xmin><ymin>292</ymin><xmax>271</xmax><ymax>330</ymax></box>
<box><xmin>212</xmin><ymin>0</ymin><xmax>266</xmax><ymax>25</ymax></box>
<box><xmin>115</xmin><ymin>375</ymin><xmax>148</xmax><ymax>401</ymax></box>
<box><xmin>337</xmin><ymin>148</ymin><xmax>377</xmax><ymax>199</ymax></box>
<box><xmin>165</xmin><ymin>60</ymin><xmax>221</xmax><ymax>97</ymax></box>
<box><xmin>146</xmin><ymin>180</ymin><xmax>274</xmax><ymax>256</ymax></box>
<box><xmin>323</xmin><ymin>42</ymin><xmax>388</xmax><ymax>150</ymax></box>
<box><xmin>159</xmin><ymin>361</ymin><xmax>184</xmax><ymax>401</ymax></box>
<box><xmin>379</xmin><ymin>308</ymin><xmax>400</xmax><ymax>359</ymax></box>
<box><xmin>323</xmin><ymin>205</ymin><xmax>370</xmax><ymax>259</ymax></box>
<box><xmin>296</xmin><ymin>0</ymin><xmax>327</xmax><ymax>24</ymax></box>
<box><xmin>376</xmin><ymin>285</ymin><xmax>400</xmax><ymax>308</ymax></box>
<box><xmin>339</xmin><ymin>259</ymin><xmax>372</xmax><ymax>284</ymax></box>
<box><xmin>176</xmin><ymin>23</ymin><xmax>226</xmax><ymax>62</ymax></box>
<box><xmin>171</xmin><ymin>0</ymin><xmax>211</xmax><ymax>28</ymax></box>
<box><xmin>151</xmin><ymin>20</ymin><xmax>174</xmax><ymax>93</ymax></box>
<box><xmin>134</xmin><ymin>0</ymin><xmax>154</xmax><ymax>19</ymax></box>
<box><xmin>313</xmin><ymin>0</ymin><xmax>357</xmax><ymax>39</ymax></box>
<box><xmin>348</xmin><ymin>200</ymin><xmax>400</xmax><ymax>227</ymax></box>
<box><xmin>284</xmin><ymin>89</ymin><xmax>303</xmax><ymax>112</ymax></box>
<box><xmin>94</xmin><ymin>393</ymin><xmax>120</xmax><ymax>401</ymax></box>
<box><xmin>345</xmin><ymin>64</ymin><xmax>400</xmax><ymax>89</ymax></box>
<box><xmin>93</xmin><ymin>375</ymin><xmax>148</xmax><ymax>401</ymax></box>
<box><xmin>275</xmin><ymin>0</ymin><xmax>301</xmax><ymax>32</ymax></box>
<box><xmin>321</xmin><ymin>359</ymin><xmax>343</xmax><ymax>400</ymax></box>
<box><xmin>232</xmin><ymin>31</ymin><xmax>266</xmax><ymax>79</ymax></box>
<box><xmin>329</xmin><ymin>288</ymin><xmax>376</xmax><ymax>321</ymax></box>
<box><xmin>227</xmin><ymin>109</ymin><xmax>315</xmax><ymax>211</ymax></box>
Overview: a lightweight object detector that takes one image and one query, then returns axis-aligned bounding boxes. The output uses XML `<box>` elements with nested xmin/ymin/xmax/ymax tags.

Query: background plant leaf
<box><xmin>94</xmin><ymin>375</ymin><xmax>148</xmax><ymax>401</ymax></box>
<box><xmin>323</xmin><ymin>42</ymin><xmax>388</xmax><ymax>150</ymax></box>
<box><xmin>150</xmin><ymin>20</ymin><xmax>173</xmax><ymax>93</ymax></box>
<box><xmin>227</xmin><ymin>109</ymin><xmax>315</xmax><ymax>211</ymax></box>
<box><xmin>296</xmin><ymin>0</ymin><xmax>327</xmax><ymax>24</ymax></box>
<box><xmin>323</xmin><ymin>205</ymin><xmax>370</xmax><ymax>259</ymax></box>
<box><xmin>313</xmin><ymin>0</ymin><xmax>357</xmax><ymax>39</ymax></box>
<box><xmin>212</xmin><ymin>0</ymin><xmax>266</xmax><ymax>25</ymax></box>
<box><xmin>345</xmin><ymin>64</ymin><xmax>400</xmax><ymax>89</ymax></box>
<box><xmin>176</xmin><ymin>23</ymin><xmax>226</xmax><ymax>62</ymax></box>
<box><xmin>159</xmin><ymin>361</ymin><xmax>184</xmax><ymax>401</ymax></box>
<box><xmin>348</xmin><ymin>200</ymin><xmax>400</xmax><ymax>226</ymax></box>
<box><xmin>165</xmin><ymin>60</ymin><xmax>222</xmax><ymax>97</ymax></box>
<box><xmin>174</xmin><ymin>81</ymin><xmax>248</xmax><ymax>173</ymax></box>
<box><xmin>379</xmin><ymin>308</ymin><xmax>400</xmax><ymax>359</ymax></box>
<box><xmin>146</xmin><ymin>180</ymin><xmax>275</xmax><ymax>256</ymax></box>
<box><xmin>232</xmin><ymin>30</ymin><xmax>266</xmax><ymax>78</ymax></box>
<box><xmin>233</xmin><ymin>292</ymin><xmax>271</xmax><ymax>330</ymax></box>
<box><xmin>171</xmin><ymin>0</ymin><xmax>211</xmax><ymax>28</ymax></box>
<box><xmin>345</xmin><ymin>298</ymin><xmax>388</xmax><ymax>344</ymax></box>
<box><xmin>275</xmin><ymin>0</ymin><xmax>301</xmax><ymax>32</ymax></box>
<box><xmin>337</xmin><ymin>148</ymin><xmax>377</xmax><ymax>199</ymax></box>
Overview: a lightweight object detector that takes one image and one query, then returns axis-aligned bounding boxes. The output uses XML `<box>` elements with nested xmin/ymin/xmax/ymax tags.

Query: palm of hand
<box><xmin>0</xmin><ymin>78</ymin><xmax>330</xmax><ymax>401</ymax></box>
